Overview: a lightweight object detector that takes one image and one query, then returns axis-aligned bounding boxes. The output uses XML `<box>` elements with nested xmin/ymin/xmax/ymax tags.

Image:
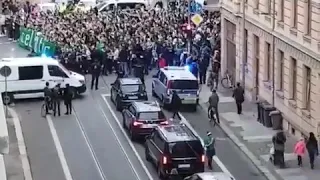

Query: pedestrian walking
<box><xmin>171</xmin><ymin>90</ymin><xmax>182</xmax><ymax>120</ymax></box>
<box><xmin>52</xmin><ymin>84</ymin><xmax>62</xmax><ymax>117</ymax></box>
<box><xmin>91</xmin><ymin>60</ymin><xmax>101</xmax><ymax>90</ymax></box>
<box><xmin>207</xmin><ymin>89</ymin><xmax>220</xmax><ymax>124</ymax></box>
<box><xmin>294</xmin><ymin>137</ymin><xmax>306</xmax><ymax>166</ymax></box>
<box><xmin>204</xmin><ymin>131</ymin><xmax>215</xmax><ymax>170</ymax></box>
<box><xmin>232</xmin><ymin>82</ymin><xmax>244</xmax><ymax>114</ymax></box>
<box><xmin>63</xmin><ymin>84</ymin><xmax>73</xmax><ymax>115</ymax></box>
<box><xmin>306</xmin><ymin>132</ymin><xmax>319</xmax><ymax>169</ymax></box>
<box><xmin>272</xmin><ymin>130</ymin><xmax>286</xmax><ymax>168</ymax></box>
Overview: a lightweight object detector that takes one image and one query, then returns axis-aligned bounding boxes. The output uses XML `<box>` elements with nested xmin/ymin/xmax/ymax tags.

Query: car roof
<box><xmin>132</xmin><ymin>101</ymin><xmax>161</xmax><ymax>112</ymax></box>
<box><xmin>157</xmin><ymin>124</ymin><xmax>198</xmax><ymax>143</ymax></box>
<box><xmin>197</xmin><ymin>172</ymin><xmax>235</xmax><ymax>180</ymax></box>
<box><xmin>119</xmin><ymin>78</ymin><xmax>142</xmax><ymax>85</ymax></box>
<box><xmin>160</xmin><ymin>66</ymin><xmax>197</xmax><ymax>81</ymax></box>
<box><xmin>0</xmin><ymin>57</ymin><xmax>59</xmax><ymax>67</ymax></box>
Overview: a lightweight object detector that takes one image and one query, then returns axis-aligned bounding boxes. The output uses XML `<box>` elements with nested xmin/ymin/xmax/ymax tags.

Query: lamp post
<box><xmin>241</xmin><ymin>0</ymin><xmax>246</xmax><ymax>87</ymax></box>
<box><xmin>187</xmin><ymin>0</ymin><xmax>192</xmax><ymax>55</ymax></box>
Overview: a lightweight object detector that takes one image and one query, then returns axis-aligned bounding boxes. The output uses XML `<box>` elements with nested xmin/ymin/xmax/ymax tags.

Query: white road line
<box><xmin>71</xmin><ymin>110</ymin><xmax>107</xmax><ymax>180</ymax></box>
<box><xmin>178</xmin><ymin>113</ymin><xmax>233</xmax><ymax>176</ymax></box>
<box><xmin>94</xmin><ymin>96</ymin><xmax>142</xmax><ymax>180</ymax></box>
<box><xmin>8</xmin><ymin>108</ymin><xmax>33</xmax><ymax>180</ymax></box>
<box><xmin>46</xmin><ymin>115</ymin><xmax>73</xmax><ymax>180</ymax></box>
<box><xmin>101</xmin><ymin>94</ymin><xmax>155</xmax><ymax>180</ymax></box>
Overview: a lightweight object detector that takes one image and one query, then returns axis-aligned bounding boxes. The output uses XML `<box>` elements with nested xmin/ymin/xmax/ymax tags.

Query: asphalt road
<box><xmin>2</xmin><ymin>38</ymin><xmax>267</xmax><ymax>180</ymax></box>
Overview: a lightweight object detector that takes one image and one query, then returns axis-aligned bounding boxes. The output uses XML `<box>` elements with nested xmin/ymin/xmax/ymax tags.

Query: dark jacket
<box><xmin>91</xmin><ymin>61</ymin><xmax>101</xmax><ymax>75</ymax></box>
<box><xmin>52</xmin><ymin>87</ymin><xmax>62</xmax><ymax>101</ymax></box>
<box><xmin>306</xmin><ymin>138</ymin><xmax>319</xmax><ymax>155</ymax></box>
<box><xmin>63</xmin><ymin>87</ymin><xmax>73</xmax><ymax>102</ymax></box>
<box><xmin>272</xmin><ymin>132</ymin><xmax>286</xmax><ymax>152</ymax></box>
<box><xmin>171</xmin><ymin>93</ymin><xmax>181</xmax><ymax>109</ymax></box>
<box><xmin>233</xmin><ymin>86</ymin><xmax>244</xmax><ymax>103</ymax></box>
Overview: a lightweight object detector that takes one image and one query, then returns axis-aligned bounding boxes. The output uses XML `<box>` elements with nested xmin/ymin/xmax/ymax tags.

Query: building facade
<box><xmin>220</xmin><ymin>0</ymin><xmax>320</xmax><ymax>137</ymax></box>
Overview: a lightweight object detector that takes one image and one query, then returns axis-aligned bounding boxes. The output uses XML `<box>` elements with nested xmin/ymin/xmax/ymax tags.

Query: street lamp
<box><xmin>187</xmin><ymin>0</ymin><xmax>192</xmax><ymax>55</ymax></box>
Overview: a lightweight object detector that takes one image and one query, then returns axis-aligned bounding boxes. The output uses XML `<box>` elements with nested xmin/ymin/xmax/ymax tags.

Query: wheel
<box><xmin>122</xmin><ymin>114</ymin><xmax>126</xmax><ymax>129</ymax></box>
<box><xmin>151</xmin><ymin>85</ymin><xmax>156</xmax><ymax>97</ymax></box>
<box><xmin>110</xmin><ymin>90</ymin><xmax>114</xmax><ymax>102</ymax></box>
<box><xmin>221</xmin><ymin>78</ymin><xmax>231</xmax><ymax>89</ymax></box>
<box><xmin>129</xmin><ymin>127</ymin><xmax>136</xmax><ymax>141</ymax></box>
<box><xmin>190</xmin><ymin>105</ymin><xmax>197</xmax><ymax>112</ymax></box>
<box><xmin>2</xmin><ymin>92</ymin><xmax>14</xmax><ymax>105</ymax></box>
<box><xmin>41</xmin><ymin>104</ymin><xmax>46</xmax><ymax>118</ymax></box>
<box><xmin>115</xmin><ymin>97</ymin><xmax>122</xmax><ymax>111</ymax></box>
<box><xmin>145</xmin><ymin>146</ymin><xmax>151</xmax><ymax>161</ymax></box>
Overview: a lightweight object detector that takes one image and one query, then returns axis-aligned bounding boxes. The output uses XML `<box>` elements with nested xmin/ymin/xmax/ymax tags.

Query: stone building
<box><xmin>220</xmin><ymin>0</ymin><xmax>320</xmax><ymax>137</ymax></box>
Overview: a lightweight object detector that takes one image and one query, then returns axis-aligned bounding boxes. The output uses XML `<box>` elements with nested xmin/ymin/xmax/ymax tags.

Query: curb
<box><xmin>0</xmin><ymin>154</ymin><xmax>6</xmax><ymax>180</ymax></box>
<box><xmin>8</xmin><ymin>108</ymin><xmax>33</xmax><ymax>180</ymax></box>
<box><xmin>198</xmin><ymin>103</ymin><xmax>278</xmax><ymax>180</ymax></box>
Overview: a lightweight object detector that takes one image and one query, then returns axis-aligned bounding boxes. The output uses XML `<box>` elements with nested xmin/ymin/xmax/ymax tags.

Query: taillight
<box><xmin>201</xmin><ymin>155</ymin><xmax>205</xmax><ymax>163</ymax></box>
<box><xmin>162</xmin><ymin>156</ymin><xmax>168</xmax><ymax>165</ymax></box>
<box><xmin>133</xmin><ymin>121</ymin><xmax>143</xmax><ymax>126</ymax></box>
<box><xmin>160</xmin><ymin>121</ymin><xmax>169</xmax><ymax>125</ymax></box>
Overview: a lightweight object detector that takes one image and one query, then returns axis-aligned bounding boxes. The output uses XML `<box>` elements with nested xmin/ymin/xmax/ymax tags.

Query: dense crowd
<box><xmin>2</xmin><ymin>1</ymin><xmax>221</xmax><ymax>86</ymax></box>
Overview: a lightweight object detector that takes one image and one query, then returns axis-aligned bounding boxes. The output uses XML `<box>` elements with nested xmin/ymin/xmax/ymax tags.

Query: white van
<box><xmin>0</xmin><ymin>57</ymin><xmax>86</xmax><ymax>104</ymax></box>
<box><xmin>96</xmin><ymin>0</ymin><xmax>160</xmax><ymax>11</ymax></box>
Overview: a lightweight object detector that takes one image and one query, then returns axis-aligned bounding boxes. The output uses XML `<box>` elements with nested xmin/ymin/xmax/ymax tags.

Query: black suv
<box><xmin>110</xmin><ymin>78</ymin><xmax>148</xmax><ymax>111</ymax></box>
<box><xmin>145</xmin><ymin>124</ymin><xmax>205</xmax><ymax>178</ymax></box>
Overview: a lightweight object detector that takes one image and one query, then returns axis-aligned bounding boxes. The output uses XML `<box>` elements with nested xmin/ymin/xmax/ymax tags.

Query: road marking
<box><xmin>8</xmin><ymin>108</ymin><xmax>33</xmax><ymax>180</ymax></box>
<box><xmin>46</xmin><ymin>115</ymin><xmax>73</xmax><ymax>180</ymax></box>
<box><xmin>178</xmin><ymin>112</ymin><xmax>234</xmax><ymax>177</ymax></box>
<box><xmin>101</xmin><ymin>94</ymin><xmax>155</xmax><ymax>180</ymax></box>
<box><xmin>71</xmin><ymin>110</ymin><xmax>108</xmax><ymax>180</ymax></box>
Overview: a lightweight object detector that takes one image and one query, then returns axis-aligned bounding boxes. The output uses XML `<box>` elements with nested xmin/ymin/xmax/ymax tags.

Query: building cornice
<box><xmin>312</xmin><ymin>0</ymin><xmax>320</xmax><ymax>8</ymax></box>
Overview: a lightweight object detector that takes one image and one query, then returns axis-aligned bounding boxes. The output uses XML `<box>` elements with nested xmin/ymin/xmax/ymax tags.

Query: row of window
<box><xmin>245</xmin><ymin>0</ymin><xmax>313</xmax><ymax>35</ymax></box>
<box><xmin>251</xmin><ymin>35</ymin><xmax>312</xmax><ymax>111</ymax></box>
<box><xmin>17</xmin><ymin>65</ymin><xmax>68</xmax><ymax>80</ymax></box>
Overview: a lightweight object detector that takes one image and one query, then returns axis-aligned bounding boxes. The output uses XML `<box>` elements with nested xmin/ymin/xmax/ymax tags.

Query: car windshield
<box><xmin>117</xmin><ymin>3</ymin><xmax>144</xmax><ymax>9</ymax></box>
<box><xmin>168</xmin><ymin>141</ymin><xmax>203</xmax><ymax>158</ymax></box>
<box><xmin>138</xmin><ymin>111</ymin><xmax>165</xmax><ymax>120</ymax></box>
<box><xmin>171</xmin><ymin>80</ymin><xmax>198</xmax><ymax>89</ymax></box>
<box><xmin>58</xmin><ymin>63</ymin><xmax>71</xmax><ymax>75</ymax></box>
<box><xmin>121</xmin><ymin>84</ymin><xmax>143</xmax><ymax>93</ymax></box>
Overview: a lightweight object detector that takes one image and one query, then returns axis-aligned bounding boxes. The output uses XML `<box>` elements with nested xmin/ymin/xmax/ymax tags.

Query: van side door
<box><xmin>47</xmin><ymin>65</ymin><xmax>69</xmax><ymax>88</ymax></box>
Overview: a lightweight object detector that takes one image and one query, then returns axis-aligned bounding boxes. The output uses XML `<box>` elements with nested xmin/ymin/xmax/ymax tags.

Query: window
<box><xmin>19</xmin><ymin>66</ymin><xmax>43</xmax><ymax>80</ymax></box>
<box><xmin>254</xmin><ymin>0</ymin><xmax>259</xmax><ymax>9</ymax></box>
<box><xmin>138</xmin><ymin>111</ymin><xmax>165</xmax><ymax>120</ymax></box>
<box><xmin>278</xmin><ymin>50</ymin><xmax>284</xmax><ymax>90</ymax></box>
<box><xmin>48</xmin><ymin>65</ymin><xmax>68</xmax><ymax>78</ymax></box>
<box><xmin>168</xmin><ymin>141</ymin><xmax>203</xmax><ymax>158</ymax></box>
<box><xmin>244</xmin><ymin>29</ymin><xmax>248</xmax><ymax>65</ymax></box>
<box><xmin>290</xmin><ymin>58</ymin><xmax>297</xmax><ymax>100</ymax></box>
<box><xmin>171</xmin><ymin>80</ymin><xmax>199</xmax><ymax>89</ymax></box>
<box><xmin>153</xmin><ymin>132</ymin><xmax>165</xmax><ymax>150</ymax></box>
<box><xmin>121</xmin><ymin>84</ymin><xmax>144</xmax><ymax>93</ymax></box>
<box><xmin>254</xmin><ymin>35</ymin><xmax>260</xmax><ymax>88</ymax></box>
<box><xmin>159</xmin><ymin>72</ymin><xmax>165</xmax><ymax>83</ymax></box>
<box><xmin>305</xmin><ymin>0</ymin><xmax>312</xmax><ymax>34</ymax></box>
<box><xmin>278</xmin><ymin>0</ymin><xmax>284</xmax><ymax>21</ymax></box>
<box><xmin>304</xmin><ymin>66</ymin><xmax>311</xmax><ymax>110</ymax></box>
<box><xmin>292</xmin><ymin>0</ymin><xmax>298</xmax><ymax>28</ymax></box>
<box><xmin>128</xmin><ymin>105</ymin><xmax>137</xmax><ymax>116</ymax></box>
<box><xmin>266</xmin><ymin>0</ymin><xmax>271</xmax><ymax>14</ymax></box>
<box><xmin>265</xmin><ymin>42</ymin><xmax>271</xmax><ymax>81</ymax></box>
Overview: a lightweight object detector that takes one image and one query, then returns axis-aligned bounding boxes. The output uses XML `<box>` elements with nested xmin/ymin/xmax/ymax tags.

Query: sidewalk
<box><xmin>198</xmin><ymin>85</ymin><xmax>320</xmax><ymax>180</ymax></box>
<box><xmin>2</xmin><ymin>107</ymin><xmax>32</xmax><ymax>180</ymax></box>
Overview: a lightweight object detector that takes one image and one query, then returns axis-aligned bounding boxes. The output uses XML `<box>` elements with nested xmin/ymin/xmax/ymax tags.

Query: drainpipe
<box><xmin>271</xmin><ymin>0</ymin><xmax>276</xmax><ymax>106</ymax></box>
<box><xmin>241</xmin><ymin>0</ymin><xmax>246</xmax><ymax>88</ymax></box>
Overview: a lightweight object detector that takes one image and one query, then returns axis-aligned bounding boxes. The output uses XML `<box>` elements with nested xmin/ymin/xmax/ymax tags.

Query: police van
<box><xmin>152</xmin><ymin>66</ymin><xmax>199</xmax><ymax>111</ymax></box>
<box><xmin>0</xmin><ymin>57</ymin><xmax>86</xmax><ymax>104</ymax></box>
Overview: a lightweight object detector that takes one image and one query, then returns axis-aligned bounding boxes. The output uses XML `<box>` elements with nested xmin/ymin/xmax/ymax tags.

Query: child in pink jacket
<box><xmin>294</xmin><ymin>138</ymin><xmax>306</xmax><ymax>166</ymax></box>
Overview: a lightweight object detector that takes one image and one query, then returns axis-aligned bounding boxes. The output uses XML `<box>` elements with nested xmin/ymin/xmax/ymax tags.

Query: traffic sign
<box><xmin>0</xmin><ymin>66</ymin><xmax>11</xmax><ymax>77</ymax></box>
<box><xmin>191</xmin><ymin>14</ymin><xmax>203</xmax><ymax>26</ymax></box>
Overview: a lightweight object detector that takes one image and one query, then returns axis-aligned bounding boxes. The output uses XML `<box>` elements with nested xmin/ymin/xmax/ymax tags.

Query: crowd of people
<box><xmin>10</xmin><ymin>1</ymin><xmax>221</xmax><ymax>86</ymax></box>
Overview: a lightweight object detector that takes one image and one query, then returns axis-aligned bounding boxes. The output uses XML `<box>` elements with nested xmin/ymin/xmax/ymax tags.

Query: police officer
<box><xmin>204</xmin><ymin>131</ymin><xmax>216</xmax><ymax>170</ymax></box>
<box><xmin>52</xmin><ymin>84</ymin><xmax>62</xmax><ymax>117</ymax></box>
<box><xmin>63</xmin><ymin>84</ymin><xmax>73</xmax><ymax>115</ymax></box>
<box><xmin>91</xmin><ymin>60</ymin><xmax>101</xmax><ymax>90</ymax></box>
<box><xmin>208</xmin><ymin>89</ymin><xmax>220</xmax><ymax>124</ymax></box>
<box><xmin>43</xmin><ymin>82</ymin><xmax>52</xmax><ymax>114</ymax></box>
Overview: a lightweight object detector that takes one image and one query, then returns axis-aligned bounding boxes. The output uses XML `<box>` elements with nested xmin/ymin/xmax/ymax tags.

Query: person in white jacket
<box><xmin>0</xmin><ymin>14</ymin><xmax>5</xmax><ymax>35</ymax></box>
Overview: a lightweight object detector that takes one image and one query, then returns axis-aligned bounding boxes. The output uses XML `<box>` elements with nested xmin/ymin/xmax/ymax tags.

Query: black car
<box><xmin>145</xmin><ymin>124</ymin><xmax>205</xmax><ymax>179</ymax></box>
<box><xmin>110</xmin><ymin>78</ymin><xmax>148</xmax><ymax>111</ymax></box>
<box><xmin>122</xmin><ymin>101</ymin><xmax>168</xmax><ymax>140</ymax></box>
